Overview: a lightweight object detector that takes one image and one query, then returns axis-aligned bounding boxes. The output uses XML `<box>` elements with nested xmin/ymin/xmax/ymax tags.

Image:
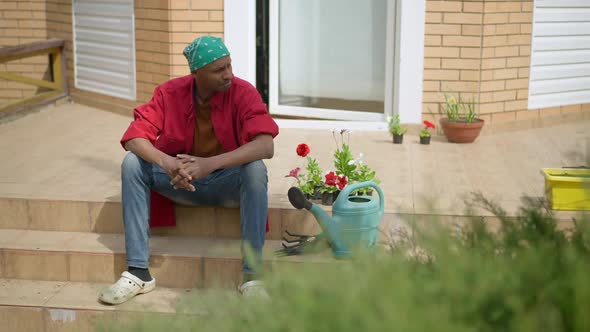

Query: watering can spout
<box><xmin>287</xmin><ymin>187</ymin><xmax>347</xmax><ymax>253</ymax></box>
<box><xmin>287</xmin><ymin>187</ymin><xmax>313</xmax><ymax>211</ymax></box>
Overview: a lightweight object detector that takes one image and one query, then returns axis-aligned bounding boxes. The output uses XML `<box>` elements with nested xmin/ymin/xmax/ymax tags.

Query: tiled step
<box><xmin>0</xmin><ymin>229</ymin><xmax>333</xmax><ymax>289</ymax></box>
<box><xmin>0</xmin><ymin>197</ymin><xmax>325</xmax><ymax>241</ymax></box>
<box><xmin>0</xmin><ymin>197</ymin><xmax>580</xmax><ymax>244</ymax></box>
<box><xmin>0</xmin><ymin>278</ymin><xmax>228</xmax><ymax>332</ymax></box>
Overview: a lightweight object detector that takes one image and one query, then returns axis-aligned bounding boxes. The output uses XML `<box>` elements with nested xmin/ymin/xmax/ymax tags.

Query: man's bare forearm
<box><xmin>208</xmin><ymin>134</ymin><xmax>274</xmax><ymax>170</ymax></box>
<box><xmin>124</xmin><ymin>138</ymin><xmax>171</xmax><ymax>168</ymax></box>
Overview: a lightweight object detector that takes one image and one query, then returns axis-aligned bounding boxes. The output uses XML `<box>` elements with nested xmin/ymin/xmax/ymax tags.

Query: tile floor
<box><xmin>0</xmin><ymin>102</ymin><xmax>588</xmax><ymax>217</ymax></box>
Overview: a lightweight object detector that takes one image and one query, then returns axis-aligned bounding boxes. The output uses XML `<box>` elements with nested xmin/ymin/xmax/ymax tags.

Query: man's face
<box><xmin>193</xmin><ymin>56</ymin><xmax>233</xmax><ymax>93</ymax></box>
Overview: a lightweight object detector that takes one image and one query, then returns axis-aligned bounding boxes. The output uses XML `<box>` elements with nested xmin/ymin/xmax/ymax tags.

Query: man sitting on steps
<box><xmin>98</xmin><ymin>36</ymin><xmax>279</xmax><ymax>305</ymax></box>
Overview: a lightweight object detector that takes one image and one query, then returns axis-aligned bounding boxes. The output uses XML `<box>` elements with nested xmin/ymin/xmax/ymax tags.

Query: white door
<box><xmin>269</xmin><ymin>0</ymin><xmax>396</xmax><ymax>122</ymax></box>
<box><xmin>72</xmin><ymin>0</ymin><xmax>136</xmax><ymax>100</ymax></box>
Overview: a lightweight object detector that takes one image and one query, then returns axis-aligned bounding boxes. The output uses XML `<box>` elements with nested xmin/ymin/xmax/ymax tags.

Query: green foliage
<box><xmin>443</xmin><ymin>94</ymin><xmax>479</xmax><ymax>123</ymax></box>
<box><xmin>333</xmin><ymin>143</ymin><xmax>356</xmax><ymax>179</ymax></box>
<box><xmin>462</xmin><ymin>97</ymin><xmax>477</xmax><ymax>123</ymax></box>
<box><xmin>304</xmin><ymin>156</ymin><xmax>323</xmax><ymax>188</ymax></box>
<box><xmin>299</xmin><ymin>181</ymin><xmax>315</xmax><ymax>196</ymax></box>
<box><xmin>320</xmin><ymin>184</ymin><xmax>338</xmax><ymax>194</ymax></box>
<box><xmin>102</xmin><ymin>194</ymin><xmax>590</xmax><ymax>332</ymax></box>
<box><xmin>388</xmin><ymin>114</ymin><xmax>406</xmax><ymax>135</ymax></box>
<box><xmin>443</xmin><ymin>94</ymin><xmax>461</xmax><ymax>122</ymax></box>
<box><xmin>349</xmin><ymin>164</ymin><xmax>379</xmax><ymax>195</ymax></box>
<box><xmin>419</xmin><ymin>128</ymin><xmax>431</xmax><ymax>138</ymax></box>
<box><xmin>298</xmin><ymin>157</ymin><xmax>324</xmax><ymax>196</ymax></box>
<box><xmin>351</xmin><ymin>164</ymin><xmax>376</xmax><ymax>183</ymax></box>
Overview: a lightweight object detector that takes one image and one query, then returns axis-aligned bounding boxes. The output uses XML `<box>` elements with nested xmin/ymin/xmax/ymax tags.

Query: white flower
<box><xmin>347</xmin><ymin>153</ymin><xmax>365</xmax><ymax>165</ymax></box>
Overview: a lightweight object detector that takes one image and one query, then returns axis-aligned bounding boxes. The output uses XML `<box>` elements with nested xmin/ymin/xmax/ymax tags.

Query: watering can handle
<box><xmin>338</xmin><ymin>181</ymin><xmax>384</xmax><ymax>214</ymax></box>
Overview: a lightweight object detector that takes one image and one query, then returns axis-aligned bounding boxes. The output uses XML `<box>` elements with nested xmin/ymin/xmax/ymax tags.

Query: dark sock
<box><xmin>242</xmin><ymin>273</ymin><xmax>259</xmax><ymax>284</ymax></box>
<box><xmin>128</xmin><ymin>266</ymin><xmax>152</xmax><ymax>282</ymax></box>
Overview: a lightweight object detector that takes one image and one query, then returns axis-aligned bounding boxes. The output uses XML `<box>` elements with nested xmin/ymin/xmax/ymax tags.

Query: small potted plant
<box><xmin>291</xmin><ymin>143</ymin><xmax>324</xmax><ymax>201</ymax></box>
<box><xmin>439</xmin><ymin>95</ymin><xmax>484</xmax><ymax>143</ymax></box>
<box><xmin>388</xmin><ymin>114</ymin><xmax>406</xmax><ymax>144</ymax></box>
<box><xmin>419</xmin><ymin>120</ymin><xmax>435</xmax><ymax>145</ymax></box>
<box><xmin>321</xmin><ymin>171</ymin><xmax>346</xmax><ymax>205</ymax></box>
<box><xmin>304</xmin><ymin>155</ymin><xmax>324</xmax><ymax>202</ymax></box>
<box><xmin>348</xmin><ymin>154</ymin><xmax>379</xmax><ymax>195</ymax></box>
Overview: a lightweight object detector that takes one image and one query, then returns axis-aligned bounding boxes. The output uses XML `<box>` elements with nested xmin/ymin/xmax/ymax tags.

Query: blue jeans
<box><xmin>121</xmin><ymin>152</ymin><xmax>268</xmax><ymax>275</ymax></box>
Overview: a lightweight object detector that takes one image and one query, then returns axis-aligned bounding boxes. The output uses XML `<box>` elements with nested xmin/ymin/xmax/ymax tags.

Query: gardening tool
<box><xmin>275</xmin><ymin>231</ymin><xmax>329</xmax><ymax>257</ymax></box>
<box><xmin>286</xmin><ymin>181</ymin><xmax>385</xmax><ymax>259</ymax></box>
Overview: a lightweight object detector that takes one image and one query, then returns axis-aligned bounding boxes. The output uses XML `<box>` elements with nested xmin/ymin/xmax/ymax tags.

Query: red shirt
<box><xmin>121</xmin><ymin>75</ymin><xmax>279</xmax><ymax>228</ymax></box>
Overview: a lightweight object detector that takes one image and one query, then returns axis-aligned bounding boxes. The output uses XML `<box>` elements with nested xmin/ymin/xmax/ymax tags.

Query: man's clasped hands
<box><xmin>162</xmin><ymin>154</ymin><xmax>217</xmax><ymax>192</ymax></box>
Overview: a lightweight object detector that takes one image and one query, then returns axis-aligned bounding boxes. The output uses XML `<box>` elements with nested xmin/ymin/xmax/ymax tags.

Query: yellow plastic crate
<box><xmin>541</xmin><ymin>168</ymin><xmax>590</xmax><ymax>211</ymax></box>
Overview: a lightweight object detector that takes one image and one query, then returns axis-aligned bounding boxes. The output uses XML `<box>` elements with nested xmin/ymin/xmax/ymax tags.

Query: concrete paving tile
<box><xmin>0</xmin><ymin>198</ymin><xmax>29</xmax><ymax>229</ymax></box>
<box><xmin>385</xmin><ymin>196</ymin><xmax>414</xmax><ymax>214</ymax></box>
<box><xmin>64</xmin><ymin>232</ymin><xmax>125</xmax><ymax>254</ymax></box>
<box><xmin>3</xmin><ymin>250</ymin><xmax>69</xmax><ymax>281</ymax></box>
<box><xmin>28</xmin><ymin>200</ymin><xmax>92</xmax><ymax>232</ymax></box>
<box><xmin>68</xmin><ymin>253</ymin><xmax>126</xmax><ymax>284</ymax></box>
<box><xmin>0</xmin><ymin>229</ymin><xmax>26</xmax><ymax>248</ymax></box>
<box><xmin>44</xmin><ymin>282</ymin><xmax>117</xmax><ymax>311</ymax></box>
<box><xmin>148</xmin><ymin>256</ymin><xmax>202</xmax><ymax>289</ymax></box>
<box><xmin>202</xmin><ymin>257</ymin><xmax>241</xmax><ymax>289</ymax></box>
<box><xmin>44</xmin><ymin>309</ymin><xmax>116</xmax><ymax>332</ymax></box>
<box><xmin>88</xmin><ymin>201</ymin><xmax>124</xmax><ymax>234</ymax></box>
<box><xmin>0</xmin><ymin>306</ymin><xmax>45</xmax><ymax>332</ymax></box>
<box><xmin>0</xmin><ymin>279</ymin><xmax>67</xmax><ymax>307</ymax></box>
<box><xmin>214</xmin><ymin>208</ymin><xmax>241</xmax><ymax>238</ymax></box>
<box><xmin>168</xmin><ymin>206</ymin><xmax>217</xmax><ymax>238</ymax></box>
<box><xmin>0</xmin><ymin>229</ymin><xmax>75</xmax><ymax>251</ymax></box>
<box><xmin>1</xmin><ymin>102</ymin><xmax>589</xmax><ymax>220</ymax></box>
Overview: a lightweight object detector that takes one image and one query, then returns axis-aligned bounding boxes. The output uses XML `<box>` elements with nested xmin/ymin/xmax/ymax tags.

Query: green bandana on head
<box><xmin>183</xmin><ymin>36</ymin><xmax>230</xmax><ymax>72</ymax></box>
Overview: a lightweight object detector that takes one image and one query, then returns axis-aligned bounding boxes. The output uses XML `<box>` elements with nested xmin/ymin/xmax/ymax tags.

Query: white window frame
<box><xmin>224</xmin><ymin>0</ymin><xmax>425</xmax><ymax>128</ymax></box>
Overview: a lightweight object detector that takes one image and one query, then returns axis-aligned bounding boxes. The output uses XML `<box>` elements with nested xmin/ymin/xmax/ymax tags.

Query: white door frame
<box><xmin>224</xmin><ymin>0</ymin><xmax>425</xmax><ymax>128</ymax></box>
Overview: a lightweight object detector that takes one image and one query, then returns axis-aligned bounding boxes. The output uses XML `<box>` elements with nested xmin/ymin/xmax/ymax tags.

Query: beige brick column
<box><xmin>479</xmin><ymin>1</ymin><xmax>533</xmax><ymax>124</ymax></box>
<box><xmin>169</xmin><ymin>0</ymin><xmax>224</xmax><ymax>78</ymax></box>
<box><xmin>422</xmin><ymin>0</ymin><xmax>484</xmax><ymax>123</ymax></box>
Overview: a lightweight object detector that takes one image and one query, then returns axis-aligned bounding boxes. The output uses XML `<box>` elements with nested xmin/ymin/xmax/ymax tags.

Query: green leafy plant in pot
<box><xmin>388</xmin><ymin>114</ymin><xmax>406</xmax><ymax>144</ymax></box>
<box><xmin>439</xmin><ymin>94</ymin><xmax>484</xmax><ymax>143</ymax></box>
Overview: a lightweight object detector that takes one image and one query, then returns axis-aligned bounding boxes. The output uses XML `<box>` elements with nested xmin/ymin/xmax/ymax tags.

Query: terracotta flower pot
<box><xmin>392</xmin><ymin>134</ymin><xmax>404</xmax><ymax>144</ymax></box>
<box><xmin>439</xmin><ymin>118</ymin><xmax>485</xmax><ymax>143</ymax></box>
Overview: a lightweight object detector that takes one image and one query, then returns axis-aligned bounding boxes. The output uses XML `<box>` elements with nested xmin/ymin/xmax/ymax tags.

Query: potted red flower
<box><xmin>419</xmin><ymin>120</ymin><xmax>435</xmax><ymax>145</ymax></box>
<box><xmin>290</xmin><ymin>143</ymin><xmax>324</xmax><ymax>201</ymax></box>
<box><xmin>321</xmin><ymin>171</ymin><xmax>347</xmax><ymax>205</ymax></box>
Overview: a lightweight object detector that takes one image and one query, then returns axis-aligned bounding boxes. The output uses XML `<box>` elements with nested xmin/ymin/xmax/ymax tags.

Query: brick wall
<box><xmin>169</xmin><ymin>0</ymin><xmax>224</xmax><ymax>79</ymax></box>
<box><xmin>7</xmin><ymin>0</ymin><xmax>223</xmax><ymax>114</ymax></box>
<box><xmin>0</xmin><ymin>0</ymin><xmax>49</xmax><ymax>104</ymax></box>
<box><xmin>423</xmin><ymin>0</ymin><xmax>590</xmax><ymax>126</ymax></box>
<box><xmin>45</xmin><ymin>0</ymin><xmax>171</xmax><ymax>113</ymax></box>
<box><xmin>422</xmin><ymin>0</ymin><xmax>484</xmax><ymax>123</ymax></box>
<box><xmin>479</xmin><ymin>0</ymin><xmax>533</xmax><ymax>124</ymax></box>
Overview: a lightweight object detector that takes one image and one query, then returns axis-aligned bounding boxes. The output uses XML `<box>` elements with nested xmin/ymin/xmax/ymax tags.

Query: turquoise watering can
<box><xmin>287</xmin><ymin>181</ymin><xmax>385</xmax><ymax>258</ymax></box>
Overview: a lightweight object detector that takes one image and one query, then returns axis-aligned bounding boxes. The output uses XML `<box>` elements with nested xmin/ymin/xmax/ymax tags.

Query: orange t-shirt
<box><xmin>192</xmin><ymin>103</ymin><xmax>225</xmax><ymax>157</ymax></box>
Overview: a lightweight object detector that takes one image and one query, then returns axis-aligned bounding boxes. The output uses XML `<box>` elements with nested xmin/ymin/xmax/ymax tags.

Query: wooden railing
<box><xmin>0</xmin><ymin>38</ymin><xmax>68</xmax><ymax>113</ymax></box>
